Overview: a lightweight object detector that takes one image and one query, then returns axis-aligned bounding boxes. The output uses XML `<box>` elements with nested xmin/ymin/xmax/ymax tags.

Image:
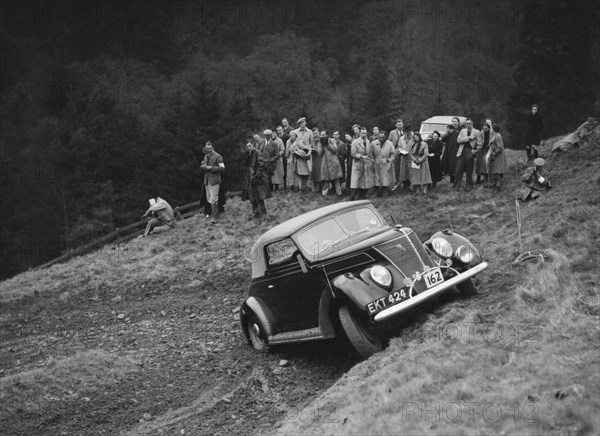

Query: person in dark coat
<box><xmin>475</xmin><ymin>121</ymin><xmax>492</xmax><ymax>185</ymax></box>
<box><xmin>428</xmin><ymin>131</ymin><xmax>443</xmax><ymax>188</ymax></box>
<box><xmin>524</xmin><ymin>104</ymin><xmax>543</xmax><ymax>161</ymax></box>
<box><xmin>441</xmin><ymin>123</ymin><xmax>459</xmax><ymax>183</ymax></box>
<box><xmin>517</xmin><ymin>158</ymin><xmax>551</xmax><ymax>201</ymax></box>
<box><xmin>344</xmin><ymin>133</ymin><xmax>354</xmax><ymax>191</ymax></box>
<box><xmin>487</xmin><ymin>124</ymin><xmax>507</xmax><ymax>191</ymax></box>
<box><xmin>334</xmin><ymin>131</ymin><xmax>347</xmax><ymax>187</ymax></box>
<box><xmin>241</xmin><ymin>141</ymin><xmax>272</xmax><ymax>218</ymax></box>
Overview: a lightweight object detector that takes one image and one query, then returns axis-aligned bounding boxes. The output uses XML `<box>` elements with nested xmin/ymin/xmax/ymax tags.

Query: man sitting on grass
<box><xmin>142</xmin><ymin>197</ymin><xmax>176</xmax><ymax>236</ymax></box>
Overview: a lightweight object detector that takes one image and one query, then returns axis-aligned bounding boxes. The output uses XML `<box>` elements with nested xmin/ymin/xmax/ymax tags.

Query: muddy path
<box><xmin>0</xmin><ymin>269</ymin><xmax>358</xmax><ymax>435</ymax></box>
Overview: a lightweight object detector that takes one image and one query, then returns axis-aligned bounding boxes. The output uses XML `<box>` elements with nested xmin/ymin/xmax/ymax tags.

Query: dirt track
<box><xmin>0</xmin><ymin>265</ymin><xmax>358</xmax><ymax>436</ymax></box>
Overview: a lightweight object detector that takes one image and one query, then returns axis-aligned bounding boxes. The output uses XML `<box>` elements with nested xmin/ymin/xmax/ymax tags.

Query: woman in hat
<box><xmin>487</xmin><ymin>124</ymin><xmax>507</xmax><ymax>191</ymax></box>
<box><xmin>524</xmin><ymin>104</ymin><xmax>543</xmax><ymax>160</ymax></box>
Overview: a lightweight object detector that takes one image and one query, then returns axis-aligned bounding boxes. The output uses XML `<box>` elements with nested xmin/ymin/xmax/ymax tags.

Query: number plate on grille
<box><xmin>423</xmin><ymin>267</ymin><xmax>444</xmax><ymax>288</ymax></box>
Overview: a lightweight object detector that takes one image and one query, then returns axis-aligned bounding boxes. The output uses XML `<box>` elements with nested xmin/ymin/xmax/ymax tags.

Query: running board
<box><xmin>268</xmin><ymin>327</ymin><xmax>325</xmax><ymax>345</ymax></box>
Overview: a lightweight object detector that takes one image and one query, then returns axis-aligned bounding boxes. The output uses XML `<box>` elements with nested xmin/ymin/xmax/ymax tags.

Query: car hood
<box><xmin>315</xmin><ymin>227</ymin><xmax>412</xmax><ymax>262</ymax></box>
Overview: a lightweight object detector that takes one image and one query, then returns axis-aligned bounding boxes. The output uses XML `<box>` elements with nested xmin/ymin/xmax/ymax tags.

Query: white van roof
<box><xmin>421</xmin><ymin>115</ymin><xmax>466</xmax><ymax>124</ymax></box>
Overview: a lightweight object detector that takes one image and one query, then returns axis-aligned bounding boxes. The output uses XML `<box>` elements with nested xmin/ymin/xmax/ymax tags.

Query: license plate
<box><xmin>423</xmin><ymin>267</ymin><xmax>444</xmax><ymax>288</ymax></box>
<box><xmin>366</xmin><ymin>289</ymin><xmax>409</xmax><ymax>315</ymax></box>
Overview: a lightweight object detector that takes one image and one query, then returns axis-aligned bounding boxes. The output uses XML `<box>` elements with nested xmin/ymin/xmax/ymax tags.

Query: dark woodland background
<box><xmin>1</xmin><ymin>0</ymin><xmax>599</xmax><ymax>279</ymax></box>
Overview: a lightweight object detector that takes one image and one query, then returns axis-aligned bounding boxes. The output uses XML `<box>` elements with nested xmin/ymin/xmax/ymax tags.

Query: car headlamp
<box><xmin>370</xmin><ymin>265</ymin><xmax>392</xmax><ymax>288</ymax></box>
<box><xmin>431</xmin><ymin>237</ymin><xmax>453</xmax><ymax>258</ymax></box>
<box><xmin>456</xmin><ymin>244</ymin><xmax>475</xmax><ymax>264</ymax></box>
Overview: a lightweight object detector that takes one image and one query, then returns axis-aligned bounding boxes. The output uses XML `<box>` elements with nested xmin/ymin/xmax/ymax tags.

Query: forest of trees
<box><xmin>1</xmin><ymin>0</ymin><xmax>598</xmax><ymax>279</ymax></box>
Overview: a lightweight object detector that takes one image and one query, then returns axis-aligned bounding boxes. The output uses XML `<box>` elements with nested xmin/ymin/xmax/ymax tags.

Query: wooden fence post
<box><xmin>116</xmin><ymin>227</ymin><xmax>121</xmax><ymax>260</ymax></box>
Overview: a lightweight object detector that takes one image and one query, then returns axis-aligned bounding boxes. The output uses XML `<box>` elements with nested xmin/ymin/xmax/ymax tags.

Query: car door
<box><xmin>252</xmin><ymin>238</ymin><xmax>325</xmax><ymax>332</ymax></box>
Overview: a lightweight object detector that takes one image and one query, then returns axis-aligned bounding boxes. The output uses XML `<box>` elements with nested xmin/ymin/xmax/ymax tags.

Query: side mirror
<box><xmin>390</xmin><ymin>214</ymin><xmax>402</xmax><ymax>227</ymax></box>
<box><xmin>297</xmin><ymin>253</ymin><xmax>309</xmax><ymax>274</ymax></box>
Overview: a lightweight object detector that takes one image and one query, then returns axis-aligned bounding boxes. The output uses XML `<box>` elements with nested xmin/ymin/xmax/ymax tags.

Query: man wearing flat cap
<box><xmin>258</xmin><ymin>129</ymin><xmax>279</xmax><ymax>191</ymax></box>
<box><xmin>518</xmin><ymin>157</ymin><xmax>551</xmax><ymax>201</ymax></box>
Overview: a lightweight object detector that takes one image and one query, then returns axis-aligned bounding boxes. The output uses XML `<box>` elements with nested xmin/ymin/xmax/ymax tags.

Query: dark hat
<box><xmin>297</xmin><ymin>117</ymin><xmax>306</xmax><ymax>125</ymax></box>
<box><xmin>533</xmin><ymin>158</ymin><xmax>545</xmax><ymax>166</ymax></box>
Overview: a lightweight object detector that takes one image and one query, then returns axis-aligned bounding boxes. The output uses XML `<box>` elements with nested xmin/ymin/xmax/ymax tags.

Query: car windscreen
<box><xmin>297</xmin><ymin>218</ymin><xmax>347</xmax><ymax>257</ymax></box>
<box><xmin>420</xmin><ymin>123</ymin><xmax>447</xmax><ymax>133</ymax></box>
<box><xmin>337</xmin><ymin>207</ymin><xmax>385</xmax><ymax>235</ymax></box>
<box><xmin>297</xmin><ymin>207</ymin><xmax>385</xmax><ymax>258</ymax></box>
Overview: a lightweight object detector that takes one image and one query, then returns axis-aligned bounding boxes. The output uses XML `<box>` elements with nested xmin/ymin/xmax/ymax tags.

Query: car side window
<box><xmin>266</xmin><ymin>238</ymin><xmax>298</xmax><ymax>267</ymax></box>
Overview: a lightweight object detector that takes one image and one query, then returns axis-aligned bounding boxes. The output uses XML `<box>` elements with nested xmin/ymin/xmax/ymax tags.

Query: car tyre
<box><xmin>338</xmin><ymin>305</ymin><xmax>383</xmax><ymax>358</ymax></box>
<box><xmin>247</xmin><ymin>316</ymin><xmax>270</xmax><ymax>353</ymax></box>
<box><xmin>457</xmin><ymin>278</ymin><xmax>478</xmax><ymax>296</ymax></box>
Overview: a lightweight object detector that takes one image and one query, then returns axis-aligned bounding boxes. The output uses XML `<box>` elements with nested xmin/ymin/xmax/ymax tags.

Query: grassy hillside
<box><xmin>1</xmin><ymin>135</ymin><xmax>598</xmax><ymax>435</ymax></box>
<box><xmin>275</xmin><ymin>137</ymin><xmax>600</xmax><ymax>435</ymax></box>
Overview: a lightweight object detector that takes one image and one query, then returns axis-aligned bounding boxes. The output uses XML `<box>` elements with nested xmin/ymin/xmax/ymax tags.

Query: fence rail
<box><xmin>34</xmin><ymin>199</ymin><xmax>208</xmax><ymax>271</ymax></box>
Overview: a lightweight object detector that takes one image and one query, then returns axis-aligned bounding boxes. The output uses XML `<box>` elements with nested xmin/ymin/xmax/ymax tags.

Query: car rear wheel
<box><xmin>247</xmin><ymin>316</ymin><xmax>270</xmax><ymax>353</ymax></box>
<box><xmin>457</xmin><ymin>278</ymin><xmax>478</xmax><ymax>296</ymax></box>
<box><xmin>338</xmin><ymin>305</ymin><xmax>383</xmax><ymax>358</ymax></box>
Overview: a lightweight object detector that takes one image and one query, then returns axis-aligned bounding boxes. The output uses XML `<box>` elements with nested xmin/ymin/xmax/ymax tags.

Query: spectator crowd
<box><xmin>192</xmin><ymin>105</ymin><xmax>544</xmax><ymax>221</ymax></box>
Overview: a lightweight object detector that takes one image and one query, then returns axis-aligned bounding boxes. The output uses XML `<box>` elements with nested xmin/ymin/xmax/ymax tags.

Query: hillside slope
<box><xmin>1</xmin><ymin>136</ymin><xmax>598</xmax><ymax>436</ymax></box>
<box><xmin>275</xmin><ymin>137</ymin><xmax>600</xmax><ymax>435</ymax></box>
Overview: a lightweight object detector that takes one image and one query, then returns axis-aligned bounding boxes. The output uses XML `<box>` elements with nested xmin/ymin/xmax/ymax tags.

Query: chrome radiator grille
<box><xmin>374</xmin><ymin>230</ymin><xmax>435</xmax><ymax>293</ymax></box>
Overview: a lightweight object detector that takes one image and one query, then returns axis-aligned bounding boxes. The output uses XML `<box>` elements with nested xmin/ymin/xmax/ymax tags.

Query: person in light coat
<box><xmin>453</xmin><ymin>118</ymin><xmax>480</xmax><ymax>191</ymax></box>
<box><xmin>319</xmin><ymin>130</ymin><xmax>344</xmax><ymax>196</ymax></box>
<box><xmin>270</xmin><ymin>130</ymin><xmax>285</xmax><ymax>191</ymax></box>
<box><xmin>372</xmin><ymin>131</ymin><xmax>396</xmax><ymax>197</ymax></box>
<box><xmin>142</xmin><ymin>197</ymin><xmax>175</xmax><ymax>237</ymax></box>
<box><xmin>487</xmin><ymin>124</ymin><xmax>507</xmax><ymax>191</ymax></box>
<box><xmin>389</xmin><ymin>119</ymin><xmax>411</xmax><ymax>191</ymax></box>
<box><xmin>284</xmin><ymin>132</ymin><xmax>298</xmax><ymax>191</ymax></box>
<box><xmin>350</xmin><ymin>127</ymin><xmax>374</xmax><ymax>200</ymax></box>
<box><xmin>409</xmin><ymin>133</ymin><xmax>432</xmax><ymax>194</ymax></box>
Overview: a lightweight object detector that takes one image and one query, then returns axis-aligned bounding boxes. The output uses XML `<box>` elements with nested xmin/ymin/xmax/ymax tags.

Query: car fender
<box><xmin>332</xmin><ymin>274</ymin><xmax>388</xmax><ymax>313</ymax></box>
<box><xmin>240</xmin><ymin>297</ymin><xmax>277</xmax><ymax>340</ymax></box>
<box><xmin>425</xmin><ymin>229</ymin><xmax>483</xmax><ymax>264</ymax></box>
<box><xmin>318</xmin><ymin>291</ymin><xmax>336</xmax><ymax>338</ymax></box>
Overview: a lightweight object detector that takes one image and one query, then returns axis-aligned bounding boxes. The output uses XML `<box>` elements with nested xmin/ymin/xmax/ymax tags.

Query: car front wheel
<box><xmin>457</xmin><ymin>278</ymin><xmax>478</xmax><ymax>296</ymax></box>
<box><xmin>338</xmin><ymin>305</ymin><xmax>383</xmax><ymax>358</ymax></box>
<box><xmin>247</xmin><ymin>316</ymin><xmax>270</xmax><ymax>353</ymax></box>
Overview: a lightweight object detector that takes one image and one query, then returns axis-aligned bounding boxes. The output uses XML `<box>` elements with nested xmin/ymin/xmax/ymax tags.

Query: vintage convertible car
<box><xmin>239</xmin><ymin>201</ymin><xmax>488</xmax><ymax>358</ymax></box>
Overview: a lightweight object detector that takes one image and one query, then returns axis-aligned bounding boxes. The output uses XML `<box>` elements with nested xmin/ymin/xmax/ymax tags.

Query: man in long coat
<box><xmin>259</xmin><ymin>129</ymin><xmax>279</xmax><ymax>191</ymax></box>
<box><xmin>291</xmin><ymin>117</ymin><xmax>313</xmax><ymax>174</ymax></box>
<box><xmin>270</xmin><ymin>130</ymin><xmax>285</xmax><ymax>191</ymax></box>
<box><xmin>372</xmin><ymin>131</ymin><xmax>396</xmax><ymax>197</ymax></box>
<box><xmin>319</xmin><ymin>130</ymin><xmax>344</xmax><ymax>196</ymax></box>
<box><xmin>442</xmin><ymin>124</ymin><xmax>459</xmax><ymax>183</ymax></box>
<box><xmin>454</xmin><ymin>118</ymin><xmax>480</xmax><ymax>191</ymax></box>
<box><xmin>350</xmin><ymin>127</ymin><xmax>374</xmax><ymax>200</ymax></box>
<box><xmin>389</xmin><ymin>119</ymin><xmax>411</xmax><ymax>191</ymax></box>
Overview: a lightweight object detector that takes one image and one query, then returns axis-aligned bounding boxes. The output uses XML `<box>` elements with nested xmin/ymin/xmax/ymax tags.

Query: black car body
<box><xmin>239</xmin><ymin>200</ymin><xmax>488</xmax><ymax>357</ymax></box>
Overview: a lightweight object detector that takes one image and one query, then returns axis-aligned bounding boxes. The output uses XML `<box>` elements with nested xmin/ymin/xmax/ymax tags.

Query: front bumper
<box><xmin>373</xmin><ymin>262</ymin><xmax>488</xmax><ymax>322</ymax></box>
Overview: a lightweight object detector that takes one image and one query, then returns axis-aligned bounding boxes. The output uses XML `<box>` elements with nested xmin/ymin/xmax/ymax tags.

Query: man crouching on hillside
<box><xmin>201</xmin><ymin>141</ymin><xmax>225</xmax><ymax>223</ymax></box>
<box><xmin>143</xmin><ymin>197</ymin><xmax>176</xmax><ymax>236</ymax></box>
